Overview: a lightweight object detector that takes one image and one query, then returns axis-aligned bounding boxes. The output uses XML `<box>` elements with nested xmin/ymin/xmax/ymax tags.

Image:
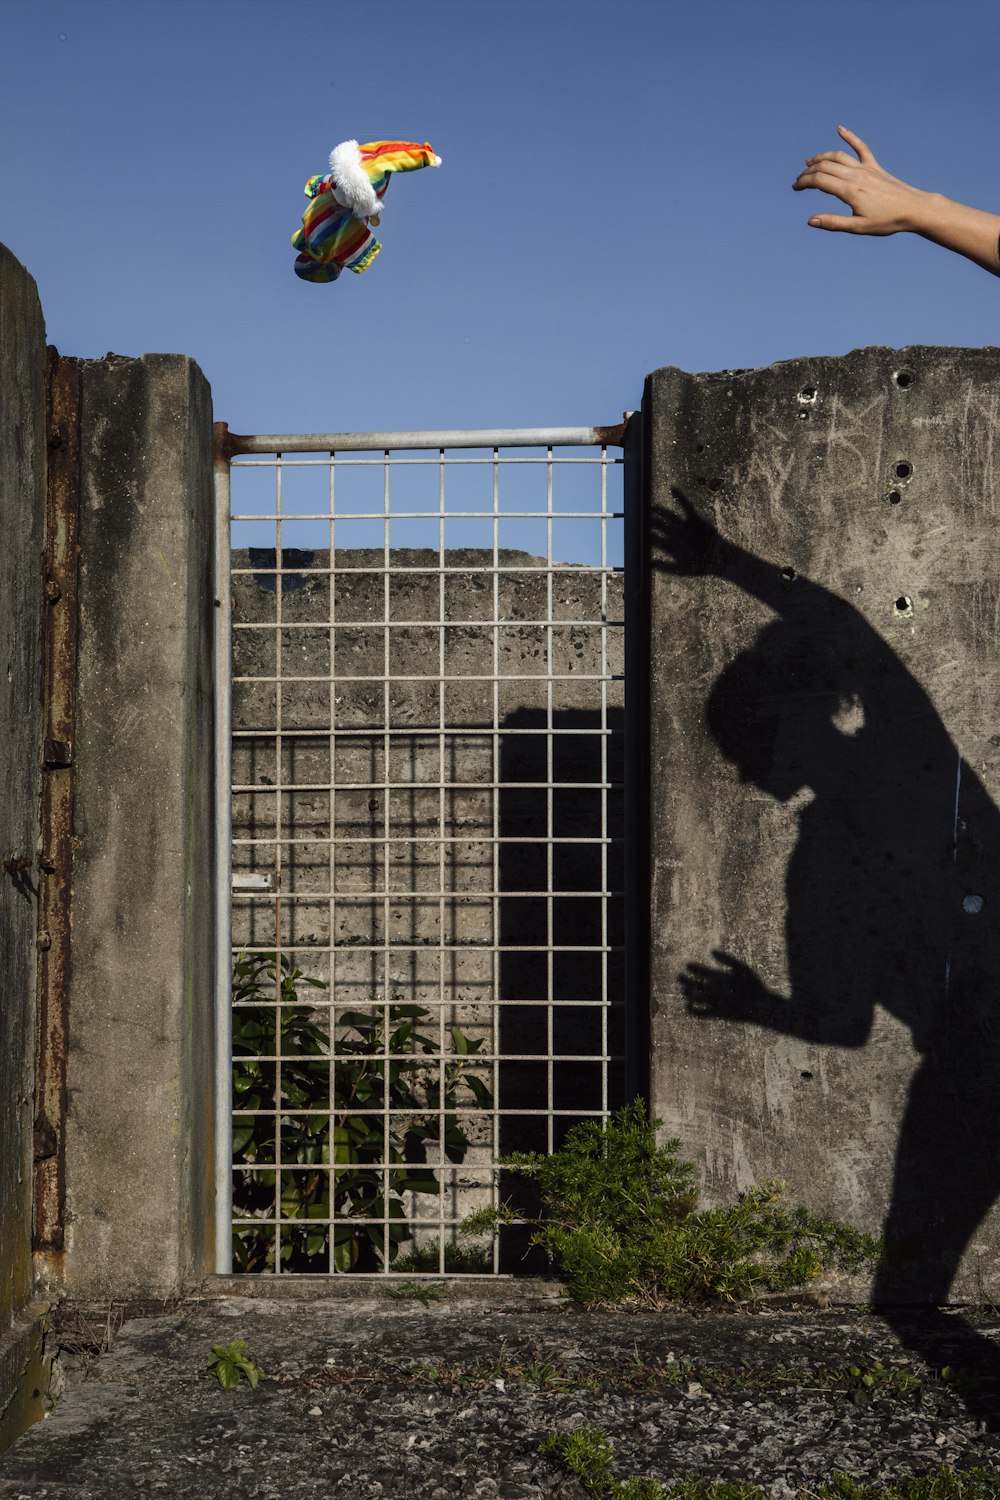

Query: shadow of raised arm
<box><xmin>653</xmin><ymin>489</ymin><xmax>842</xmax><ymax>619</ymax></box>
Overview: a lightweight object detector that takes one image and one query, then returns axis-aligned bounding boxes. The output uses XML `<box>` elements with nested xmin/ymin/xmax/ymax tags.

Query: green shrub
<box><xmin>232</xmin><ymin>952</ymin><xmax>492</xmax><ymax>1272</ymax></box>
<box><xmin>463</xmin><ymin>1099</ymin><xmax>879</xmax><ymax>1304</ymax></box>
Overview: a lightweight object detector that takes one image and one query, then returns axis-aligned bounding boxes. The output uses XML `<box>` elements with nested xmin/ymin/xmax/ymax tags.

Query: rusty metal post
<box><xmin>33</xmin><ymin>350</ymin><xmax>82</xmax><ymax>1267</ymax></box>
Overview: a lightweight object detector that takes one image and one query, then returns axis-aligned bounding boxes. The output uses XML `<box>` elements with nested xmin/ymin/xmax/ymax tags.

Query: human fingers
<box><xmin>684</xmin><ymin>961</ymin><xmax>722</xmax><ymax>980</ymax></box>
<box><xmin>681</xmin><ymin>974</ymin><xmax>720</xmax><ymax>1016</ymax></box>
<box><xmin>804</xmin><ymin>150</ymin><xmax>862</xmax><ymax>168</ymax></box>
<box><xmin>837</xmin><ymin>125</ymin><xmax>877</xmax><ymax>165</ymax></box>
<box><xmin>794</xmin><ymin>161</ymin><xmax>858</xmax><ymax>188</ymax></box>
<box><xmin>669</xmin><ymin>487</ymin><xmax>699</xmax><ymax>519</ymax></box>
<box><xmin>710</xmin><ymin>949</ymin><xmax>750</xmax><ymax>974</ymax></box>
<box><xmin>806</xmin><ymin>213</ymin><xmax>868</xmax><ymax>233</ymax></box>
<box><xmin>686</xmin><ymin>998</ymin><xmax>716</xmax><ymax>1018</ymax></box>
<box><xmin>792</xmin><ymin>168</ymin><xmax>859</xmax><ymax>203</ymax></box>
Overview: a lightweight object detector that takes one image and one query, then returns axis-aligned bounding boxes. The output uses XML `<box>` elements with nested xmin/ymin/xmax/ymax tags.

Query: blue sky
<box><xmin>1</xmin><ymin>0</ymin><xmax>998</xmax><ymax>440</ymax></box>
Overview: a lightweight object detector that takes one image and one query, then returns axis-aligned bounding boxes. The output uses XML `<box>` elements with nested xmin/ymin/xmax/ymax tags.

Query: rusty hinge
<box><xmin>214</xmin><ymin>420</ymin><xmax>253</xmax><ymax>465</ymax></box>
<box><xmin>33</xmin><ymin>349</ymin><xmax>82</xmax><ymax>1260</ymax></box>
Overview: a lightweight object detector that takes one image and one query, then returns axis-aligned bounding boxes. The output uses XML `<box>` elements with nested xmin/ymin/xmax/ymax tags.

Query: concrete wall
<box><xmin>646</xmin><ymin>346</ymin><xmax>1000</xmax><ymax>1300</ymax></box>
<box><xmin>59</xmin><ymin>355</ymin><xmax>216</xmax><ymax>1299</ymax></box>
<box><xmin>0</xmin><ymin>245</ymin><xmax>49</xmax><ymax>1446</ymax></box>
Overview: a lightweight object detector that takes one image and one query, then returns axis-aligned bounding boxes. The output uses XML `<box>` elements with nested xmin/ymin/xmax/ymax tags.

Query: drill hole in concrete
<box><xmin>708</xmin><ymin>477</ymin><xmax>723</xmax><ymax>492</ymax></box>
<box><xmin>781</xmin><ymin>566</ymin><xmax>797</xmax><ymax>583</ymax></box>
<box><xmin>894</xmin><ymin>461</ymin><xmax>913</xmax><ymax>481</ymax></box>
<box><xmin>797</xmin><ymin>410</ymin><xmax>810</xmax><ymax>420</ymax></box>
<box><xmin>797</xmin><ymin>386</ymin><xmax>818</xmax><ymax>405</ymax></box>
<box><xmin>893</xmin><ymin>370</ymin><xmax>913</xmax><ymax>390</ymax></box>
<box><xmin>800</xmin><ymin>1071</ymin><xmax>814</xmax><ymax>1080</ymax></box>
<box><xmin>893</xmin><ymin>595</ymin><xmax>913</xmax><ymax>617</ymax></box>
<box><xmin>887</xmin><ymin>490</ymin><xmax>903</xmax><ymax>506</ymax></box>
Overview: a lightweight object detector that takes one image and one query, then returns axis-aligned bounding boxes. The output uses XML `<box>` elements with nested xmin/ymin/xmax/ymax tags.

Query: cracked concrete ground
<box><xmin>3</xmin><ymin>1292</ymin><xmax>1000</xmax><ymax>1498</ymax></box>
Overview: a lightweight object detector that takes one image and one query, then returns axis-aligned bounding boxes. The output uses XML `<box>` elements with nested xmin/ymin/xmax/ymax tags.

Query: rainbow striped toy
<box><xmin>292</xmin><ymin>139</ymin><xmax>441</xmax><ymax>283</ymax></box>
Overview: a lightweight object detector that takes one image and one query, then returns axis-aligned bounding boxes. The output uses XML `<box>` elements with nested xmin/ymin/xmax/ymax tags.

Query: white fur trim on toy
<box><xmin>329</xmin><ymin>139</ymin><xmax>382</xmax><ymax>220</ymax></box>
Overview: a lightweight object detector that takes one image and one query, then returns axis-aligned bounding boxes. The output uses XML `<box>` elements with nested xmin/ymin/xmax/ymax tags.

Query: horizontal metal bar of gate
<box><xmin>219</xmin><ymin>425</ymin><xmax>627</xmax><ymax>457</ymax></box>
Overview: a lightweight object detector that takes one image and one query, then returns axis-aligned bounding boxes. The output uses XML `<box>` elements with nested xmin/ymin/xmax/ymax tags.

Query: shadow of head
<box><xmin>706</xmin><ymin>620</ymin><xmax>865</xmax><ymax>803</ymax></box>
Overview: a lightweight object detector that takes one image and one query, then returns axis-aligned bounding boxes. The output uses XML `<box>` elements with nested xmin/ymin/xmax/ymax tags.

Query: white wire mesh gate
<box><xmin>213</xmin><ymin>424</ymin><xmax>634</xmax><ymax>1275</ymax></box>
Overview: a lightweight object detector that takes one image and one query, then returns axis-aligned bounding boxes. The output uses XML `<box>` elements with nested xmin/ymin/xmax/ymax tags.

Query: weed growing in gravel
<box><xmin>386</xmin><ymin>1281</ymin><xmax>443</xmax><ymax>1305</ymax></box>
<box><xmin>541</xmin><ymin>1427</ymin><xmax>1000</xmax><ymax>1499</ymax></box>
<box><xmin>208</xmin><ymin>1339</ymin><xmax>261</xmax><ymax>1391</ymax></box>
<box><xmin>540</xmin><ymin>1428</ymin><xmax>760</xmax><ymax>1499</ymax></box>
<box><xmin>463</xmin><ymin>1100</ymin><xmax>879</xmax><ymax>1304</ymax></box>
<box><xmin>845</xmin><ymin>1361</ymin><xmax>922</xmax><ymax>1395</ymax></box>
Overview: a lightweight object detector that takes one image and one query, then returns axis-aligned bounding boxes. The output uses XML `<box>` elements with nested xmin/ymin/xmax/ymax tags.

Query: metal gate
<box><xmin>213</xmin><ymin>421</ymin><xmax>637</xmax><ymax>1275</ymax></box>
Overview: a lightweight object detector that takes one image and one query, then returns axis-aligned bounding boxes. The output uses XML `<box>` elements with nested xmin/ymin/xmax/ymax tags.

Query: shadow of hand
<box><xmin>651</xmin><ymin>489</ymin><xmax>722</xmax><ymax>576</ymax></box>
<box><xmin>682</xmin><ymin>950</ymin><xmax>773</xmax><ymax>1021</ymax></box>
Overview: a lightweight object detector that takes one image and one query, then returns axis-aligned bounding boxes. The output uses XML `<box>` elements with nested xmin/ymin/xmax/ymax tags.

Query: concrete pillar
<box><xmin>646</xmin><ymin>346</ymin><xmax>1000</xmax><ymax>1300</ymax></box>
<box><xmin>0</xmin><ymin>244</ymin><xmax>48</xmax><ymax>1445</ymax></box>
<box><xmin>61</xmin><ymin>355</ymin><xmax>216</xmax><ymax>1299</ymax></box>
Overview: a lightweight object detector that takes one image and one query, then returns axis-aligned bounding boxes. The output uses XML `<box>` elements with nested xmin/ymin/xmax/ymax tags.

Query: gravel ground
<box><xmin>3</xmin><ymin>1294</ymin><xmax>1000</xmax><ymax>1498</ymax></box>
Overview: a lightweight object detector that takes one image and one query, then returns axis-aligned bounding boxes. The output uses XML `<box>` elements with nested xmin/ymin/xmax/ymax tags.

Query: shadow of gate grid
<box><xmin>214</xmin><ymin>423</ymin><xmax>633</xmax><ymax>1276</ymax></box>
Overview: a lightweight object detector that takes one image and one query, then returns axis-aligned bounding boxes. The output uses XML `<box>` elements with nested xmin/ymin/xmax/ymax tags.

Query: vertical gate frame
<box><xmin>33</xmin><ymin>350</ymin><xmax>82</xmax><ymax>1266</ymax></box>
<box><xmin>213</xmin><ymin>417</ymin><xmax>632</xmax><ymax>1278</ymax></box>
<box><xmin>622</xmin><ymin>410</ymin><xmax>648</xmax><ymax>1105</ymax></box>
<box><xmin>213</xmin><ymin>422</ymin><xmax>234</xmax><ymax>1272</ymax></box>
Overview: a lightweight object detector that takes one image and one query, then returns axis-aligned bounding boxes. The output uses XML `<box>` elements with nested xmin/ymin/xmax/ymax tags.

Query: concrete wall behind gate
<box><xmin>230</xmin><ymin>549</ymin><xmax>627</xmax><ymax>1185</ymax></box>
<box><xmin>645</xmin><ymin>346</ymin><xmax>1000</xmax><ymax>1301</ymax></box>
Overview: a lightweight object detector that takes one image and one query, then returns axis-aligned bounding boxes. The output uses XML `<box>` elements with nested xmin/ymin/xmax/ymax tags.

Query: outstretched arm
<box><xmin>682</xmin><ymin>952</ymin><xmax>872</xmax><ymax>1047</ymax></box>
<box><xmin>793</xmin><ymin>126</ymin><xmax>1000</xmax><ymax>278</ymax></box>
<box><xmin>654</xmin><ymin>491</ymin><xmax>944</xmax><ymax>719</ymax></box>
<box><xmin>653</xmin><ymin>489</ymin><xmax>833</xmax><ymax>619</ymax></box>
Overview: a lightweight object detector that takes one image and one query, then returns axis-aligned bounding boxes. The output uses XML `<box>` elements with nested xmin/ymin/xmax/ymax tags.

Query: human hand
<box><xmin>681</xmin><ymin>951</ymin><xmax>773</xmax><ymax>1021</ymax></box>
<box><xmin>651</xmin><ymin>489</ymin><xmax>723</xmax><ymax>577</ymax></box>
<box><xmin>793</xmin><ymin>126</ymin><xmax>930</xmax><ymax>236</ymax></box>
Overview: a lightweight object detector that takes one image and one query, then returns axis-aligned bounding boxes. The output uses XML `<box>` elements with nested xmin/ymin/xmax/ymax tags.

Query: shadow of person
<box><xmin>654</xmin><ymin>490</ymin><xmax>1000</xmax><ymax>1427</ymax></box>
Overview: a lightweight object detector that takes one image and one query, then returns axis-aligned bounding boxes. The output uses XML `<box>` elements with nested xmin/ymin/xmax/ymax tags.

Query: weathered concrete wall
<box><xmin>0</xmin><ymin>245</ymin><xmax>48</xmax><ymax>1445</ymax></box>
<box><xmin>647</xmin><ymin>346</ymin><xmax>1000</xmax><ymax>1300</ymax></box>
<box><xmin>60</xmin><ymin>355</ymin><xmax>216</xmax><ymax>1299</ymax></box>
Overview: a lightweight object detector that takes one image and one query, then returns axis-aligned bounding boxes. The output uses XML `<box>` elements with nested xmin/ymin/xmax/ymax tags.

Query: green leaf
<box><xmin>465</xmin><ymin>1076</ymin><xmax>492</xmax><ymax>1107</ymax></box>
<box><xmin>215</xmin><ymin>1360</ymin><xmax>240</xmax><ymax>1390</ymax></box>
<box><xmin>208</xmin><ymin>1339</ymin><xmax>261</xmax><ymax>1391</ymax></box>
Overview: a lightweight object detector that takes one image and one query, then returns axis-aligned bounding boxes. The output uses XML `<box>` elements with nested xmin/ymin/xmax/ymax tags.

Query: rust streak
<box><xmin>594</xmin><ymin>414</ymin><xmax>633</xmax><ymax>450</ymax></box>
<box><xmin>214</xmin><ymin>421</ymin><xmax>253</xmax><ymax>464</ymax></box>
<box><xmin>33</xmin><ymin>349</ymin><xmax>82</xmax><ymax>1262</ymax></box>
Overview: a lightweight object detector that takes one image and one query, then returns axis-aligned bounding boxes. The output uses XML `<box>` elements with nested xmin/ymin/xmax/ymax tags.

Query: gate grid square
<box><xmin>218</xmin><ymin>434</ymin><xmax>626</xmax><ymax>1275</ymax></box>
